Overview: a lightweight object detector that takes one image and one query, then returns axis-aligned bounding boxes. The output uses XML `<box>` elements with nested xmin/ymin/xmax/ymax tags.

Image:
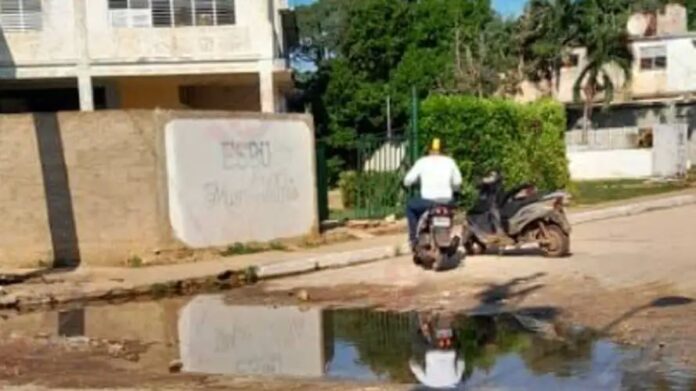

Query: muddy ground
<box><xmin>0</xmin><ymin>336</ymin><xmax>404</xmax><ymax>391</ymax></box>
<box><xmin>1</xmin><ymin>275</ymin><xmax>694</xmax><ymax>391</ymax></box>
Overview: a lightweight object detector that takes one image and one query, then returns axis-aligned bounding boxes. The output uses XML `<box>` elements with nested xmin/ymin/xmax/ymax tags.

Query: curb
<box><xmin>256</xmin><ymin>245</ymin><xmax>404</xmax><ymax>279</ymax></box>
<box><xmin>569</xmin><ymin>194</ymin><xmax>696</xmax><ymax>225</ymax></box>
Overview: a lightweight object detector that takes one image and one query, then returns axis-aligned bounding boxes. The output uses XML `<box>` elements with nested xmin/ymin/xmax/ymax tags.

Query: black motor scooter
<box><xmin>463</xmin><ymin>172</ymin><xmax>571</xmax><ymax>257</ymax></box>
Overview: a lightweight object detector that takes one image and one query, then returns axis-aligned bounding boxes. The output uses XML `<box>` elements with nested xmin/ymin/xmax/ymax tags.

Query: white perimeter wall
<box><xmin>165</xmin><ymin>117</ymin><xmax>317</xmax><ymax>248</ymax></box>
<box><xmin>568</xmin><ymin>149</ymin><xmax>653</xmax><ymax>180</ymax></box>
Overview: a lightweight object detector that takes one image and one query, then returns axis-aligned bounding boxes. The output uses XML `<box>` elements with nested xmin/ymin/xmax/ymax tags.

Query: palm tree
<box><xmin>517</xmin><ymin>0</ymin><xmax>579</xmax><ymax>95</ymax></box>
<box><xmin>572</xmin><ymin>0</ymin><xmax>634</xmax><ymax>140</ymax></box>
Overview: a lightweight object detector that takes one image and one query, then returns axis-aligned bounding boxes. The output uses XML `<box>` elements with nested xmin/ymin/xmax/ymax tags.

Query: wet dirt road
<box><xmin>251</xmin><ymin>205</ymin><xmax>696</xmax><ymax>365</ymax></box>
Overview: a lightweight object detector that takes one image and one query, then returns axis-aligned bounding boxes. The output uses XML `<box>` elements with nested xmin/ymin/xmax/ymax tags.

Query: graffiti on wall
<box><xmin>165</xmin><ymin>117</ymin><xmax>316</xmax><ymax>247</ymax></box>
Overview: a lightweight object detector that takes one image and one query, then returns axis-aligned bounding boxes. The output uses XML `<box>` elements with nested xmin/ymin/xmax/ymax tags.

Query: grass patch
<box><xmin>126</xmin><ymin>255</ymin><xmax>143</xmax><ymax>268</ymax></box>
<box><xmin>220</xmin><ymin>241</ymin><xmax>288</xmax><ymax>257</ymax></box>
<box><xmin>269</xmin><ymin>241</ymin><xmax>287</xmax><ymax>251</ymax></box>
<box><xmin>221</xmin><ymin>243</ymin><xmax>265</xmax><ymax>256</ymax></box>
<box><xmin>570</xmin><ymin>178</ymin><xmax>693</xmax><ymax>206</ymax></box>
<box><xmin>329</xmin><ymin>208</ymin><xmax>404</xmax><ymax>221</ymax></box>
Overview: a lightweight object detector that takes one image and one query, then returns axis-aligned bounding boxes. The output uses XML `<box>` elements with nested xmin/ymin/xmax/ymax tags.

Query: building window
<box><xmin>563</xmin><ymin>53</ymin><xmax>579</xmax><ymax>68</ymax></box>
<box><xmin>639</xmin><ymin>45</ymin><xmax>667</xmax><ymax>71</ymax></box>
<box><xmin>110</xmin><ymin>0</ymin><xmax>235</xmax><ymax>28</ymax></box>
<box><xmin>0</xmin><ymin>0</ymin><xmax>42</xmax><ymax>32</ymax></box>
<box><xmin>108</xmin><ymin>0</ymin><xmax>153</xmax><ymax>27</ymax></box>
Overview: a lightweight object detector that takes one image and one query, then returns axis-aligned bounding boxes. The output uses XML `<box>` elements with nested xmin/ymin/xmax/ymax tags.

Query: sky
<box><xmin>289</xmin><ymin>0</ymin><xmax>529</xmax><ymax>17</ymax></box>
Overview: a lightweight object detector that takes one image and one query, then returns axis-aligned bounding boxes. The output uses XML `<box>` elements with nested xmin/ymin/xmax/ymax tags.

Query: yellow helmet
<box><xmin>430</xmin><ymin>138</ymin><xmax>442</xmax><ymax>152</ymax></box>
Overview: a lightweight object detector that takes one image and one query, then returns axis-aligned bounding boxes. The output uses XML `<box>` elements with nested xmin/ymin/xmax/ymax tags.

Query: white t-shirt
<box><xmin>404</xmin><ymin>155</ymin><xmax>463</xmax><ymax>201</ymax></box>
<box><xmin>409</xmin><ymin>350</ymin><xmax>465</xmax><ymax>389</ymax></box>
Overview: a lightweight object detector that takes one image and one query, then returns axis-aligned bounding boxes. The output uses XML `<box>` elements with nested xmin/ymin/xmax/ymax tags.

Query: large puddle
<box><xmin>1</xmin><ymin>294</ymin><xmax>694</xmax><ymax>390</ymax></box>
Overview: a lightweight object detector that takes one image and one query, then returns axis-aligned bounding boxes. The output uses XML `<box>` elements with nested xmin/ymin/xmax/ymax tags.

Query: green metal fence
<box><xmin>349</xmin><ymin>134</ymin><xmax>411</xmax><ymax>219</ymax></box>
<box><xmin>348</xmin><ymin>87</ymin><xmax>421</xmax><ymax>220</ymax></box>
<box><xmin>316</xmin><ymin>87</ymin><xmax>421</xmax><ymax>222</ymax></box>
<box><xmin>315</xmin><ymin>141</ymin><xmax>330</xmax><ymax>222</ymax></box>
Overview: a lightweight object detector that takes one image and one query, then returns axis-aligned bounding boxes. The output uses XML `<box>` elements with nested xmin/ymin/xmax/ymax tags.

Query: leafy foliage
<box><xmin>293</xmin><ymin>0</ymin><xmax>510</xmax><ymax>181</ymax></box>
<box><xmin>293</xmin><ymin>0</ymin><xmax>694</xmax><ymax>181</ymax></box>
<box><xmin>293</xmin><ymin>0</ymin><xmax>348</xmax><ymax>66</ymax></box>
<box><xmin>571</xmin><ymin>0</ymin><xmax>634</xmax><ymax>132</ymax></box>
<box><xmin>517</xmin><ymin>0</ymin><xmax>579</xmax><ymax>91</ymax></box>
<box><xmin>419</xmin><ymin>95</ymin><xmax>570</xmax><ymax>205</ymax></box>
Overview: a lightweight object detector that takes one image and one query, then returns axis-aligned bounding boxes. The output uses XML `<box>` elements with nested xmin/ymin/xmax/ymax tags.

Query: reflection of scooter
<box><xmin>409</xmin><ymin>313</ymin><xmax>465</xmax><ymax>389</ymax></box>
<box><xmin>463</xmin><ymin>172</ymin><xmax>572</xmax><ymax>257</ymax></box>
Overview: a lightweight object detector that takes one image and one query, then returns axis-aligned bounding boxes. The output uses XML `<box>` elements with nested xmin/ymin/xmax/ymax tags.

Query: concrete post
<box><xmin>259</xmin><ymin>62</ymin><xmax>276</xmax><ymax>113</ymax></box>
<box><xmin>78</xmin><ymin>73</ymin><xmax>94</xmax><ymax>111</ymax></box>
<box><xmin>74</xmin><ymin>0</ymin><xmax>93</xmax><ymax>111</ymax></box>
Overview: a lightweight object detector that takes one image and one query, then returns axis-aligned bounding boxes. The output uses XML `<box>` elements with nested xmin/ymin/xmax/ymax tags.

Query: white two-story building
<box><xmin>0</xmin><ymin>0</ymin><xmax>295</xmax><ymax>113</ymax></box>
<box><xmin>524</xmin><ymin>4</ymin><xmax>696</xmax><ymax>134</ymax></box>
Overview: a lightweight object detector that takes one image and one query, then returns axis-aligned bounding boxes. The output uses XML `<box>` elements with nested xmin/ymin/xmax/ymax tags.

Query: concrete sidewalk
<box><xmin>0</xmin><ymin>234</ymin><xmax>410</xmax><ymax>310</ymax></box>
<box><xmin>1</xmin><ymin>191</ymin><xmax>695</xmax><ymax>311</ymax></box>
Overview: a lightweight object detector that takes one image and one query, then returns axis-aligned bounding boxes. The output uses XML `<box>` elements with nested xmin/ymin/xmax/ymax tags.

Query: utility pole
<box><xmin>386</xmin><ymin>95</ymin><xmax>392</xmax><ymax>138</ymax></box>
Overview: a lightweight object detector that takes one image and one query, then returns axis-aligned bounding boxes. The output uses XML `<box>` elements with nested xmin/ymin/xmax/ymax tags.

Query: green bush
<box><xmin>419</xmin><ymin>96</ymin><xmax>570</xmax><ymax>205</ymax></box>
<box><xmin>338</xmin><ymin>170</ymin><xmax>359</xmax><ymax>209</ymax></box>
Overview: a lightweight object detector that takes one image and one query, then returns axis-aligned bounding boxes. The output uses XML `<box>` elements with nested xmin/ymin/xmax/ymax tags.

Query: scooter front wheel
<box><xmin>540</xmin><ymin>224</ymin><xmax>570</xmax><ymax>257</ymax></box>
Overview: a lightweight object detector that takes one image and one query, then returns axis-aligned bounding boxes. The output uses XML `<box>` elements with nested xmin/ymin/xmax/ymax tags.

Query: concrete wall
<box><xmin>0</xmin><ymin>0</ymin><xmax>289</xmax><ymax>79</ymax></box>
<box><xmin>165</xmin><ymin>117</ymin><xmax>316</xmax><ymax>248</ymax></box>
<box><xmin>665</xmin><ymin>38</ymin><xmax>696</xmax><ymax>94</ymax></box>
<box><xmin>0</xmin><ymin>111</ymin><xmax>170</xmax><ymax>266</ymax></box>
<box><xmin>85</xmin><ymin>1</ymin><xmax>270</xmax><ymax>64</ymax></box>
<box><xmin>656</xmin><ymin>4</ymin><xmax>688</xmax><ymax>36</ymax></box>
<box><xmin>0</xmin><ymin>115</ymin><xmax>53</xmax><ymax>264</ymax></box>
<box><xmin>106</xmin><ymin>73</ymin><xmax>271</xmax><ymax>112</ymax></box>
<box><xmin>629</xmin><ymin>38</ymin><xmax>696</xmax><ymax>98</ymax></box>
<box><xmin>567</xmin><ymin>103</ymin><xmax>696</xmax><ymax>163</ymax></box>
<box><xmin>115</xmin><ymin>77</ymin><xmax>186</xmax><ymax>110</ymax></box>
<box><xmin>565</xmin><ymin>127</ymin><xmax>641</xmax><ymax>151</ymax></box>
<box><xmin>517</xmin><ymin>32</ymin><xmax>696</xmax><ymax>105</ymax></box>
<box><xmin>180</xmin><ymin>84</ymin><xmax>262</xmax><ymax>112</ymax></box>
<box><xmin>0</xmin><ymin>1</ymin><xmax>78</xmax><ymax>73</ymax></box>
<box><xmin>567</xmin><ymin>149</ymin><xmax>653</xmax><ymax>180</ymax></box>
<box><xmin>0</xmin><ymin>110</ymin><xmax>316</xmax><ymax>267</ymax></box>
<box><xmin>551</xmin><ymin>36</ymin><xmax>696</xmax><ymax>105</ymax></box>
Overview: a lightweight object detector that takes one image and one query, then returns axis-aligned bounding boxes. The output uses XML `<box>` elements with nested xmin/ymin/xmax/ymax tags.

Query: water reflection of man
<box><xmin>409</xmin><ymin>313</ymin><xmax>465</xmax><ymax>390</ymax></box>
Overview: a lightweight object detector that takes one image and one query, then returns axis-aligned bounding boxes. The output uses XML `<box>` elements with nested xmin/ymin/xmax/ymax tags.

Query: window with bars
<box><xmin>108</xmin><ymin>0</ymin><xmax>235</xmax><ymax>28</ymax></box>
<box><xmin>0</xmin><ymin>0</ymin><xmax>42</xmax><ymax>32</ymax></box>
<box><xmin>108</xmin><ymin>0</ymin><xmax>153</xmax><ymax>27</ymax></box>
<box><xmin>639</xmin><ymin>45</ymin><xmax>667</xmax><ymax>71</ymax></box>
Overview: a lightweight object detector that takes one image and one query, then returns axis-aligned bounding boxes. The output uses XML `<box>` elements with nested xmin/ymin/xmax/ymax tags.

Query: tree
<box><xmin>293</xmin><ymin>0</ymin><xmax>347</xmax><ymax>67</ymax></box>
<box><xmin>453</xmin><ymin>16</ymin><xmax>520</xmax><ymax>97</ymax></box>
<box><xmin>293</xmin><ymin>0</ymin><xmax>519</xmax><ymax>181</ymax></box>
<box><xmin>688</xmin><ymin>0</ymin><xmax>696</xmax><ymax>31</ymax></box>
<box><xmin>572</xmin><ymin>0</ymin><xmax>633</xmax><ymax>138</ymax></box>
<box><xmin>517</xmin><ymin>0</ymin><xmax>580</xmax><ymax>94</ymax></box>
<box><xmin>290</xmin><ymin>0</ymin><xmax>350</xmax><ymax>139</ymax></box>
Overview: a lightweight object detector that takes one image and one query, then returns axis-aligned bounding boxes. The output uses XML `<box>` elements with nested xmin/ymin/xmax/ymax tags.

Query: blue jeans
<box><xmin>407</xmin><ymin>197</ymin><xmax>437</xmax><ymax>246</ymax></box>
